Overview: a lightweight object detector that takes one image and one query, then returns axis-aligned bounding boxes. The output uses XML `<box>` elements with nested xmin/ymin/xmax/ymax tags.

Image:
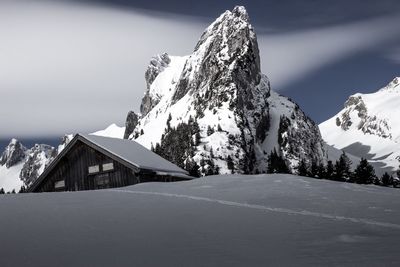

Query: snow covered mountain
<box><xmin>0</xmin><ymin>135</ymin><xmax>73</xmax><ymax>191</ymax></box>
<box><xmin>320</xmin><ymin>77</ymin><xmax>400</xmax><ymax>172</ymax></box>
<box><xmin>119</xmin><ymin>6</ymin><xmax>326</xmax><ymax>175</ymax></box>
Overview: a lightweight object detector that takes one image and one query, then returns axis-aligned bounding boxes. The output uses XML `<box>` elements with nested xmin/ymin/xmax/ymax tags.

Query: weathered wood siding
<box><xmin>34</xmin><ymin>141</ymin><xmax>139</xmax><ymax>192</ymax></box>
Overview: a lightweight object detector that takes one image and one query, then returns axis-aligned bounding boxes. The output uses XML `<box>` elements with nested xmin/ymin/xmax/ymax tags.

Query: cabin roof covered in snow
<box><xmin>80</xmin><ymin>134</ymin><xmax>187</xmax><ymax>174</ymax></box>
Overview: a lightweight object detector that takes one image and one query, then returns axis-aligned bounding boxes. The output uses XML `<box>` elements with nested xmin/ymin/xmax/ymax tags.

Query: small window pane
<box><xmin>88</xmin><ymin>165</ymin><xmax>99</xmax><ymax>174</ymax></box>
<box><xmin>55</xmin><ymin>180</ymin><xmax>65</xmax><ymax>189</ymax></box>
<box><xmin>102</xmin><ymin>162</ymin><xmax>114</xmax><ymax>171</ymax></box>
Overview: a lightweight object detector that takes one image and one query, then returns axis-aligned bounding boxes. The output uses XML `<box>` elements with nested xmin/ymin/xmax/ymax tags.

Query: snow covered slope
<box><xmin>0</xmin><ymin>162</ymin><xmax>24</xmax><ymax>192</ymax></box>
<box><xmin>1</xmin><ymin>174</ymin><xmax>399</xmax><ymax>266</ymax></box>
<box><xmin>320</xmin><ymin>77</ymin><xmax>400</xmax><ymax>171</ymax></box>
<box><xmin>121</xmin><ymin>6</ymin><xmax>326</xmax><ymax>174</ymax></box>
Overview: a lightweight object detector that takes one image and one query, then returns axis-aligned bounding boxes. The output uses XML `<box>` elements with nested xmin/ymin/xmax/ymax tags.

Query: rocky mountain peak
<box><xmin>0</xmin><ymin>138</ymin><xmax>27</xmax><ymax>168</ymax></box>
<box><xmin>20</xmin><ymin>143</ymin><xmax>57</xmax><ymax>187</ymax></box>
<box><xmin>172</xmin><ymin>6</ymin><xmax>261</xmax><ymax>106</ymax></box>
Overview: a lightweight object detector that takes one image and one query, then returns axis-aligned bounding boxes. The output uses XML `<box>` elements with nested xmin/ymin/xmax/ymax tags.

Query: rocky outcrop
<box><xmin>123</xmin><ymin>111</ymin><xmax>139</xmax><ymax>139</ymax></box>
<box><xmin>20</xmin><ymin>144</ymin><xmax>57</xmax><ymax>187</ymax></box>
<box><xmin>140</xmin><ymin>53</ymin><xmax>171</xmax><ymax>116</ymax></box>
<box><xmin>0</xmin><ymin>139</ymin><xmax>27</xmax><ymax>168</ymax></box>
<box><xmin>337</xmin><ymin>95</ymin><xmax>391</xmax><ymax>139</ymax></box>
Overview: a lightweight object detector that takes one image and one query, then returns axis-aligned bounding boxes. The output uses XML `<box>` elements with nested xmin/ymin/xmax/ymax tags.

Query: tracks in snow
<box><xmin>110</xmin><ymin>189</ymin><xmax>400</xmax><ymax>230</ymax></box>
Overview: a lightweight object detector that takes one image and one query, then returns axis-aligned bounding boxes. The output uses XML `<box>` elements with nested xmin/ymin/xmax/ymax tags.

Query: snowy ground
<box><xmin>0</xmin><ymin>174</ymin><xmax>399</xmax><ymax>266</ymax></box>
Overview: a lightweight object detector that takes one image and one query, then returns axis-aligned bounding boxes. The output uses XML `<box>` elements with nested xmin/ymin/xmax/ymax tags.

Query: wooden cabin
<box><xmin>28</xmin><ymin>134</ymin><xmax>192</xmax><ymax>192</ymax></box>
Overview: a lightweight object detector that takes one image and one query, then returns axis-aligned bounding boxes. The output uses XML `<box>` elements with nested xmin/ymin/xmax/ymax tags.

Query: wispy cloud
<box><xmin>0</xmin><ymin>0</ymin><xmax>399</xmax><ymax>138</ymax></box>
<box><xmin>259</xmin><ymin>15</ymin><xmax>400</xmax><ymax>90</ymax></box>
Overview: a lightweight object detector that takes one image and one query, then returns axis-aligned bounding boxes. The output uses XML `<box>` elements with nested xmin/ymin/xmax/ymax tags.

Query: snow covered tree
<box><xmin>353</xmin><ymin>158</ymin><xmax>376</xmax><ymax>184</ymax></box>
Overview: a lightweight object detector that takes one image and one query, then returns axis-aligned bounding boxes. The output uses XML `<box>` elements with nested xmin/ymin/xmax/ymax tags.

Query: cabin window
<box><xmin>88</xmin><ymin>165</ymin><xmax>100</xmax><ymax>174</ymax></box>
<box><xmin>102</xmin><ymin>162</ymin><xmax>114</xmax><ymax>171</ymax></box>
<box><xmin>54</xmin><ymin>180</ymin><xmax>65</xmax><ymax>189</ymax></box>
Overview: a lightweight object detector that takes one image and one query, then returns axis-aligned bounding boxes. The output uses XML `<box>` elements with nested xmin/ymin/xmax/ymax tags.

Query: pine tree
<box><xmin>0</xmin><ymin>188</ymin><xmax>5</xmax><ymax>194</ymax></box>
<box><xmin>297</xmin><ymin>159</ymin><xmax>309</xmax><ymax>177</ymax></box>
<box><xmin>185</xmin><ymin>159</ymin><xmax>201</xmax><ymax>177</ymax></box>
<box><xmin>333</xmin><ymin>151</ymin><xmax>352</xmax><ymax>181</ymax></box>
<box><xmin>210</xmin><ymin>148</ymin><xmax>214</xmax><ymax>158</ymax></box>
<box><xmin>226</xmin><ymin>155</ymin><xmax>234</xmax><ymax>173</ymax></box>
<box><xmin>166</xmin><ymin>113</ymin><xmax>172</xmax><ymax>130</ymax></box>
<box><xmin>217</xmin><ymin>124</ymin><xmax>223</xmax><ymax>132</ymax></box>
<box><xmin>381</xmin><ymin>172</ymin><xmax>393</xmax><ymax>187</ymax></box>
<box><xmin>326</xmin><ymin>160</ymin><xmax>334</xmax><ymax>179</ymax></box>
<box><xmin>18</xmin><ymin>185</ymin><xmax>26</xmax><ymax>194</ymax></box>
<box><xmin>317</xmin><ymin>163</ymin><xmax>326</xmax><ymax>179</ymax></box>
<box><xmin>266</xmin><ymin>149</ymin><xmax>290</xmax><ymax>174</ymax></box>
<box><xmin>354</xmin><ymin>158</ymin><xmax>376</xmax><ymax>184</ymax></box>
<box><xmin>310</xmin><ymin>159</ymin><xmax>319</xmax><ymax>178</ymax></box>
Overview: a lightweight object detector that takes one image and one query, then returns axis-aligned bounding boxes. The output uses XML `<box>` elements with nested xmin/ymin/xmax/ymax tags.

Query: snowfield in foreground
<box><xmin>0</xmin><ymin>174</ymin><xmax>399</xmax><ymax>266</ymax></box>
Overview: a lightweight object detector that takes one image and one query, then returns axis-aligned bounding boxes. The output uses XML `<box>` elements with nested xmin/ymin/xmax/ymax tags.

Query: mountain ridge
<box><xmin>320</xmin><ymin>76</ymin><xmax>400</xmax><ymax>172</ymax></box>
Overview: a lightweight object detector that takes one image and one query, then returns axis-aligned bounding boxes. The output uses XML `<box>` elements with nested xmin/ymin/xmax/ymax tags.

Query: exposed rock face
<box><xmin>172</xmin><ymin>6</ymin><xmax>261</xmax><ymax>106</ymax></box>
<box><xmin>338</xmin><ymin>95</ymin><xmax>391</xmax><ymax>138</ymax></box>
<box><xmin>141</xmin><ymin>53</ymin><xmax>171</xmax><ymax>116</ymax></box>
<box><xmin>20</xmin><ymin>144</ymin><xmax>57</xmax><ymax>187</ymax></box>
<box><xmin>123</xmin><ymin>111</ymin><xmax>139</xmax><ymax>139</ymax></box>
<box><xmin>129</xmin><ymin>6</ymin><xmax>327</xmax><ymax>175</ymax></box>
<box><xmin>0</xmin><ymin>139</ymin><xmax>27</xmax><ymax>168</ymax></box>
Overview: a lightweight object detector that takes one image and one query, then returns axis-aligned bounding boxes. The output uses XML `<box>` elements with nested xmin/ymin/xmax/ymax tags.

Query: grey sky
<box><xmin>0</xmin><ymin>0</ymin><xmax>399</xmax><ymax>139</ymax></box>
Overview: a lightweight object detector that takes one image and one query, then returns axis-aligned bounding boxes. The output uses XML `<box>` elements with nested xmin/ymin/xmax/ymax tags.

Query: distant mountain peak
<box><xmin>0</xmin><ymin>138</ymin><xmax>27</xmax><ymax>168</ymax></box>
<box><xmin>320</xmin><ymin>76</ymin><xmax>400</xmax><ymax>171</ymax></box>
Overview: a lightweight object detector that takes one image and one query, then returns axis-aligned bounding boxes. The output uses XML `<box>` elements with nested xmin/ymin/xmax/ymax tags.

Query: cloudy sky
<box><xmin>1</xmin><ymin>0</ymin><xmax>399</xmax><ymax>143</ymax></box>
